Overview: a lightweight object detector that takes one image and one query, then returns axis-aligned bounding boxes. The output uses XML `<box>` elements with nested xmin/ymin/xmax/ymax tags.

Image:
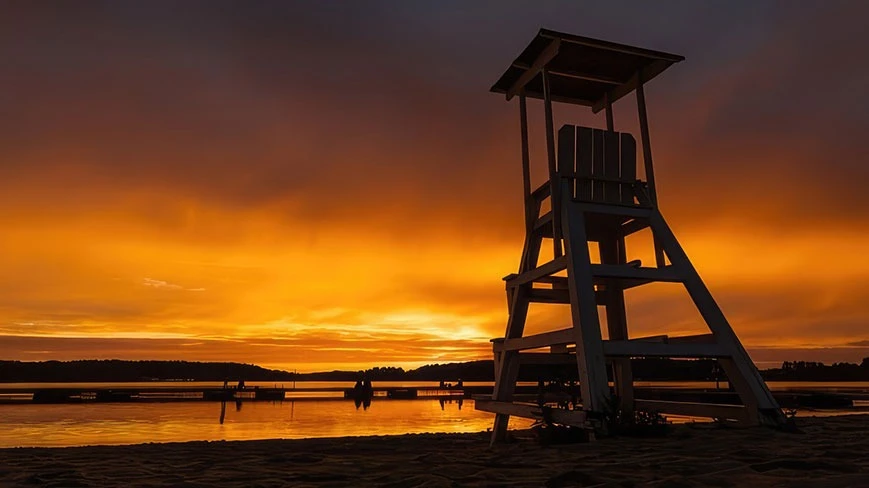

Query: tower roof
<box><xmin>490</xmin><ymin>28</ymin><xmax>684</xmax><ymax>112</ymax></box>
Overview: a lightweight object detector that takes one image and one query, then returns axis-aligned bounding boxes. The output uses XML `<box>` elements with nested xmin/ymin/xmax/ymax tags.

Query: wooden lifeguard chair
<box><xmin>474</xmin><ymin>29</ymin><xmax>786</xmax><ymax>442</ymax></box>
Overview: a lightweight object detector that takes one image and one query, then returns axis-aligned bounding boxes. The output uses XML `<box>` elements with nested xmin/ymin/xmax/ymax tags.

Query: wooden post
<box><xmin>543</xmin><ymin>69</ymin><xmax>563</xmax><ymax>258</ymax></box>
<box><xmin>560</xmin><ymin>182</ymin><xmax>610</xmax><ymax>413</ymax></box>
<box><xmin>648</xmin><ymin>210</ymin><xmax>785</xmax><ymax>426</ymax></box>
<box><xmin>636</xmin><ymin>79</ymin><xmax>665</xmax><ymax>267</ymax></box>
<box><xmin>600</xmin><ymin>234</ymin><xmax>633</xmax><ymax>413</ymax></box>
<box><xmin>604</xmin><ymin>93</ymin><xmax>614</xmax><ymax>131</ymax></box>
<box><xmin>519</xmin><ymin>94</ymin><xmax>533</xmax><ymax>231</ymax></box>
<box><xmin>491</xmin><ymin>226</ymin><xmax>543</xmax><ymax>444</ymax></box>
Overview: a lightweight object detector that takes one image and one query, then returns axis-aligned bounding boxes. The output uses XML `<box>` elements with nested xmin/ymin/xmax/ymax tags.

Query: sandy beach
<box><xmin>1</xmin><ymin>414</ymin><xmax>867</xmax><ymax>487</ymax></box>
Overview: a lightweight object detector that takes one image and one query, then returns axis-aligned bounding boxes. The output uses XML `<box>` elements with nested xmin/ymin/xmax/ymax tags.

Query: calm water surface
<box><xmin>3</xmin><ymin>381</ymin><xmax>868</xmax><ymax>448</ymax></box>
<box><xmin>0</xmin><ymin>399</ymin><xmax>531</xmax><ymax>448</ymax></box>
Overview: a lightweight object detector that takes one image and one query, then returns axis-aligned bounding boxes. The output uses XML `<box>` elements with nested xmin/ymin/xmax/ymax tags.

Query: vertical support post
<box><xmin>560</xmin><ymin>181</ymin><xmax>610</xmax><ymax>414</ymax></box>
<box><xmin>600</xmin><ymin>234</ymin><xmax>633</xmax><ymax>414</ymax></box>
<box><xmin>648</xmin><ymin>210</ymin><xmax>785</xmax><ymax>426</ymax></box>
<box><xmin>636</xmin><ymin>79</ymin><xmax>665</xmax><ymax>267</ymax></box>
<box><xmin>491</xmin><ymin>221</ymin><xmax>543</xmax><ymax>444</ymax></box>
<box><xmin>519</xmin><ymin>94</ymin><xmax>533</xmax><ymax>231</ymax></box>
<box><xmin>604</xmin><ymin>93</ymin><xmax>614</xmax><ymax>131</ymax></box>
<box><xmin>543</xmin><ymin>69</ymin><xmax>563</xmax><ymax>258</ymax></box>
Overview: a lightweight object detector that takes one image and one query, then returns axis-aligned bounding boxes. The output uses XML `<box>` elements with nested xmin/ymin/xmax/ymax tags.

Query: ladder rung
<box><xmin>591</xmin><ymin>264</ymin><xmax>682</xmax><ymax>282</ymax></box>
<box><xmin>505</xmin><ymin>256</ymin><xmax>569</xmax><ymax>288</ymax></box>
<box><xmin>603</xmin><ymin>340</ymin><xmax>728</xmax><ymax>358</ymax></box>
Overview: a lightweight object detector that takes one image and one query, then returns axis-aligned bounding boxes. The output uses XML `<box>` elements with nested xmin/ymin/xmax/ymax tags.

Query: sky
<box><xmin>1</xmin><ymin>1</ymin><xmax>868</xmax><ymax>372</ymax></box>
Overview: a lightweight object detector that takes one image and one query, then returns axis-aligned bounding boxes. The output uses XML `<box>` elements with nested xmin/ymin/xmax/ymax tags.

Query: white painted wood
<box><xmin>543</xmin><ymin>69</ymin><xmax>563</xmax><ymax>258</ymax></box>
<box><xmin>634</xmin><ymin>399</ymin><xmax>750</xmax><ymax>423</ymax></box>
<box><xmin>505</xmin><ymin>256</ymin><xmax>569</xmax><ymax>288</ymax></box>
<box><xmin>560</xmin><ymin>189</ymin><xmax>610</xmax><ymax>413</ymax></box>
<box><xmin>476</xmin><ymin>399</ymin><xmax>590</xmax><ymax>426</ymax></box>
<box><xmin>493</xmin><ymin>328</ymin><xmax>575</xmax><ymax>353</ymax></box>
<box><xmin>506</xmin><ymin>38</ymin><xmax>561</xmax><ymax>100</ymax></box>
<box><xmin>576</xmin><ymin>127</ymin><xmax>593</xmax><ymax>201</ymax></box>
<box><xmin>603</xmin><ymin>131</ymin><xmax>621</xmax><ymax>203</ymax></box>
<box><xmin>620</xmin><ymin>134</ymin><xmax>637</xmax><ymax>205</ymax></box>
<box><xmin>576</xmin><ymin>201</ymin><xmax>651</xmax><ymax>218</ymax></box>
<box><xmin>590</xmin><ymin>263</ymin><xmax>682</xmax><ymax>282</ymax></box>
<box><xmin>603</xmin><ymin>340</ymin><xmax>728</xmax><ymax>357</ymax></box>
<box><xmin>648</xmin><ymin>210</ymin><xmax>784</xmax><ymax>425</ymax></box>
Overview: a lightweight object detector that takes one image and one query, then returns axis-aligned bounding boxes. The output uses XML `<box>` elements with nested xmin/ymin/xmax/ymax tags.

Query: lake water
<box><xmin>2</xmin><ymin>381</ymin><xmax>868</xmax><ymax>448</ymax></box>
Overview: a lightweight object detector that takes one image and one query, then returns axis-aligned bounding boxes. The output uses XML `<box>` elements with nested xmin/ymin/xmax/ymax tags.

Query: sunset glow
<box><xmin>2</xmin><ymin>2</ymin><xmax>868</xmax><ymax>371</ymax></box>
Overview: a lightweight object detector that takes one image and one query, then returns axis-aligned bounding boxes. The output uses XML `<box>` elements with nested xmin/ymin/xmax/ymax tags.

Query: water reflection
<box><xmin>439</xmin><ymin>398</ymin><xmax>463</xmax><ymax>410</ymax></box>
<box><xmin>0</xmin><ymin>399</ymin><xmax>529</xmax><ymax>448</ymax></box>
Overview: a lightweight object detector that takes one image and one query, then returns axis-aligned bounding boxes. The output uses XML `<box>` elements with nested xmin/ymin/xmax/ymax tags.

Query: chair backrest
<box><xmin>557</xmin><ymin>125</ymin><xmax>638</xmax><ymax>205</ymax></box>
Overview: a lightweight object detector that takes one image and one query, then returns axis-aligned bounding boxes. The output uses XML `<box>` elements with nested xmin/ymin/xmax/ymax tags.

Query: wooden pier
<box><xmin>0</xmin><ymin>385</ymin><xmax>467</xmax><ymax>404</ymax></box>
<box><xmin>0</xmin><ymin>384</ymin><xmax>859</xmax><ymax>409</ymax></box>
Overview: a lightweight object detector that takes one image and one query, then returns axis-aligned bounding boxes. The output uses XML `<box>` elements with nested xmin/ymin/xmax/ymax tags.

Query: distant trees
<box><xmin>3</xmin><ymin>357</ymin><xmax>869</xmax><ymax>383</ymax></box>
<box><xmin>763</xmin><ymin>358</ymin><xmax>869</xmax><ymax>381</ymax></box>
<box><xmin>0</xmin><ymin>360</ymin><xmax>295</xmax><ymax>383</ymax></box>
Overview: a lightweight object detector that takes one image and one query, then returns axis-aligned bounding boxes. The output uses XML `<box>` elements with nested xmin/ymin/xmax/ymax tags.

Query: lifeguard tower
<box><xmin>474</xmin><ymin>29</ymin><xmax>785</xmax><ymax>442</ymax></box>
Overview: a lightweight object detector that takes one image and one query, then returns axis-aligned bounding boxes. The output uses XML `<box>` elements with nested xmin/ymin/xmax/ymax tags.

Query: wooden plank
<box><xmin>505</xmin><ymin>255</ymin><xmax>569</xmax><ymax>288</ymax></box>
<box><xmin>603</xmin><ymin>340</ymin><xmax>728</xmax><ymax>358</ymax></box>
<box><xmin>493</xmin><ymin>328</ymin><xmax>574</xmax><ymax>353</ymax></box>
<box><xmin>538</xmin><ymin>29</ymin><xmax>685</xmax><ymax>63</ymax></box>
<box><xmin>576</xmin><ymin>201</ymin><xmax>651</xmax><ymax>218</ymax></box>
<box><xmin>538</xmin><ymin>274</ymin><xmax>651</xmax><ymax>291</ymax></box>
<box><xmin>557</xmin><ymin>125</ymin><xmax>576</xmax><ymax>201</ymax></box>
<box><xmin>648</xmin><ymin>210</ymin><xmax>784</xmax><ymax>426</ymax></box>
<box><xmin>620</xmin><ymin>217</ymin><xmax>650</xmax><ymax>236</ymax></box>
<box><xmin>603</xmin><ymin>131</ymin><xmax>620</xmax><ymax>203</ymax></box>
<box><xmin>506</xmin><ymin>38</ymin><xmax>561</xmax><ymax>101</ymax></box>
<box><xmin>635</xmin><ymin>399</ymin><xmax>749</xmax><ymax>423</ymax></box>
<box><xmin>591</xmin><ymin>129</ymin><xmax>605</xmax><ymax>202</ymax></box>
<box><xmin>619</xmin><ymin>134</ymin><xmax>637</xmax><ymax>205</ymax></box>
<box><xmin>575</xmin><ymin>127</ymin><xmax>593</xmax><ymax>201</ymax></box>
<box><xmin>561</xmin><ymin>194</ymin><xmax>610</xmax><ymax>412</ymax></box>
<box><xmin>527</xmin><ymin>287</ymin><xmax>609</xmax><ymax>306</ymax></box>
<box><xmin>669</xmin><ymin>333</ymin><xmax>715</xmax><ymax>344</ymax></box>
<box><xmin>518</xmin><ymin>352</ymin><xmax>576</xmax><ymax>365</ymax></box>
<box><xmin>533</xmin><ymin>211</ymin><xmax>553</xmax><ymax>231</ymax></box>
<box><xmin>531</xmin><ymin>181</ymin><xmax>551</xmax><ymax>201</ymax></box>
<box><xmin>527</xmin><ymin>288</ymin><xmax>570</xmax><ymax>304</ymax></box>
<box><xmin>476</xmin><ymin>399</ymin><xmax>589</xmax><ymax>426</ymax></box>
<box><xmin>512</xmin><ymin>63</ymin><xmax>622</xmax><ymax>86</ymax></box>
<box><xmin>599</xmin><ymin>233</ymin><xmax>633</xmax><ymax>412</ymax></box>
<box><xmin>590</xmin><ymin>263</ymin><xmax>682</xmax><ymax>282</ymax></box>
<box><xmin>591</xmin><ymin>60</ymin><xmax>673</xmax><ymax>113</ymax></box>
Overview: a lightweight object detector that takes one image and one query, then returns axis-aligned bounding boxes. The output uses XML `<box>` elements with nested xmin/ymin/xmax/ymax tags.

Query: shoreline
<box><xmin>2</xmin><ymin>414</ymin><xmax>868</xmax><ymax>487</ymax></box>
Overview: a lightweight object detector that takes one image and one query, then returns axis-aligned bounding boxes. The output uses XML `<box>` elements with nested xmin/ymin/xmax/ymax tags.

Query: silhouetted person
<box><xmin>458</xmin><ymin>398</ymin><xmax>463</xmax><ymax>410</ymax></box>
<box><xmin>457</xmin><ymin>379</ymin><xmax>463</xmax><ymax>388</ymax></box>
<box><xmin>237</xmin><ymin>379</ymin><xmax>245</xmax><ymax>390</ymax></box>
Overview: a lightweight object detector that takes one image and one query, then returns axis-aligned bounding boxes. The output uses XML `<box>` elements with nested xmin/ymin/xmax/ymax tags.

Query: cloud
<box><xmin>0</xmin><ymin>2</ymin><xmax>868</xmax><ymax>368</ymax></box>
<box><xmin>142</xmin><ymin>278</ymin><xmax>205</xmax><ymax>292</ymax></box>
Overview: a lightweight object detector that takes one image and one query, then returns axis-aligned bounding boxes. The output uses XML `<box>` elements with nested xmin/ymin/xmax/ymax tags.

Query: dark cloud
<box><xmin>1</xmin><ymin>1</ymin><xmax>868</xmax><ymax>366</ymax></box>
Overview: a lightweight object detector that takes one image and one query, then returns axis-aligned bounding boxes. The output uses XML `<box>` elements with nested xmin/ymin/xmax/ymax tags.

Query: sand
<box><xmin>1</xmin><ymin>414</ymin><xmax>868</xmax><ymax>487</ymax></box>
